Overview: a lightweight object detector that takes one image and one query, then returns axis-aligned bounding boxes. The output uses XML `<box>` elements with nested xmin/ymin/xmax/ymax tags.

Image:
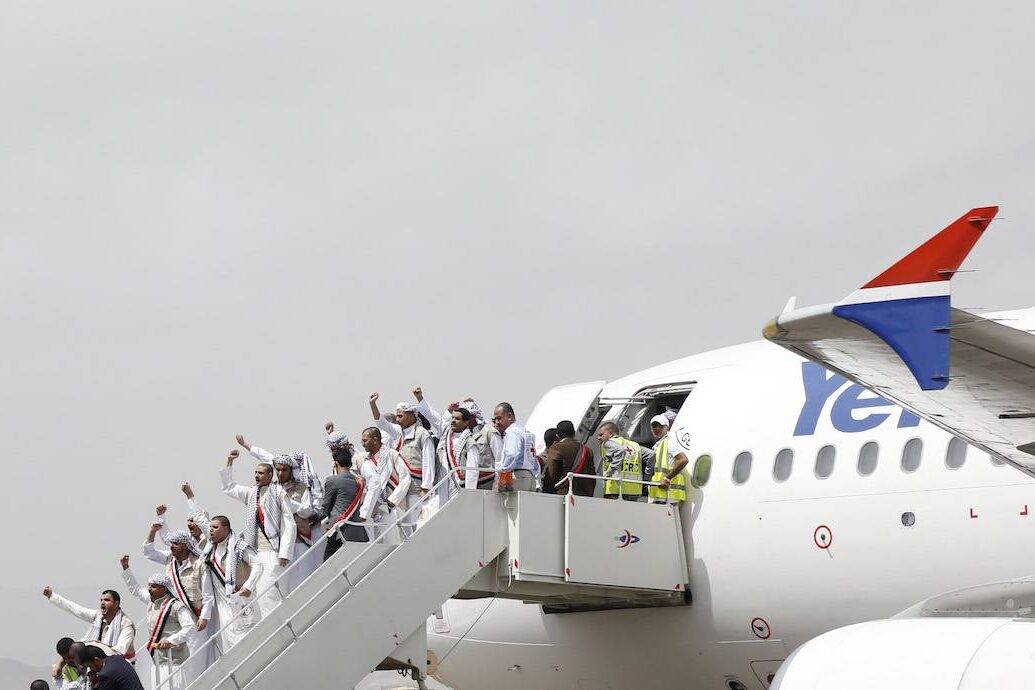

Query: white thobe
<box><xmin>118</xmin><ymin>576</ymin><xmax>194</xmax><ymax>690</ymax></box>
<box><xmin>203</xmin><ymin>538</ymin><xmax>263</xmax><ymax>652</ymax></box>
<box><xmin>283</xmin><ymin>481</ymin><xmax>325</xmax><ymax>591</ymax></box>
<box><xmin>47</xmin><ymin>593</ymin><xmax>136</xmax><ymax>658</ymax></box>
<box><xmin>418</xmin><ymin>399</ymin><xmax>499</xmax><ymax>493</ymax></box>
<box><xmin>358</xmin><ymin>447</ymin><xmax>410</xmax><ymax>541</ymax></box>
<box><xmin>130</xmin><ymin>550</ymin><xmax>215</xmax><ymax>682</ymax></box>
<box><xmin>377</xmin><ymin>416</ymin><xmax>437</xmax><ymax>492</ymax></box>
<box><xmin>221</xmin><ymin>468</ymin><xmax>295</xmax><ymax>617</ymax></box>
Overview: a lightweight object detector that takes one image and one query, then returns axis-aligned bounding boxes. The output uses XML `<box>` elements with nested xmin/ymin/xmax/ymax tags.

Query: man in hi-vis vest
<box><xmin>646</xmin><ymin>414</ymin><xmax>689</xmax><ymax>504</ymax></box>
<box><xmin>596</xmin><ymin>421</ymin><xmax>643</xmax><ymax>500</ymax></box>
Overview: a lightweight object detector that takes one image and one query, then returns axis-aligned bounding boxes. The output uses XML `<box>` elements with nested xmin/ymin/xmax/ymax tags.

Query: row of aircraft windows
<box><xmin>723</xmin><ymin>437</ymin><xmax>1003</xmax><ymax>485</ymax></box>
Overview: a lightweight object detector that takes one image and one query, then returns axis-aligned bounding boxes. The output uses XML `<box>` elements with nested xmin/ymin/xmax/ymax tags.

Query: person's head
<box><xmin>55</xmin><ymin>637</ymin><xmax>76</xmax><ymax>665</ymax></box>
<box><xmin>596</xmin><ymin>421</ymin><xmax>619</xmax><ymax>443</ymax></box>
<box><xmin>147</xmin><ymin>573</ymin><xmax>172</xmax><ymax>602</ymax></box>
<box><xmin>556</xmin><ymin>420</ymin><xmax>576</xmax><ymax>439</ymax></box>
<box><xmin>167</xmin><ymin>530</ymin><xmax>197</xmax><ymax>561</ymax></box>
<box><xmin>649</xmin><ymin>414</ymin><xmax>670</xmax><ymax>440</ymax></box>
<box><xmin>275</xmin><ymin>459</ymin><xmax>294</xmax><ymax>484</ymax></box>
<box><xmin>210</xmin><ymin>515</ymin><xmax>231</xmax><ymax>544</ymax></box>
<box><xmin>332</xmin><ymin>445</ymin><xmax>353</xmax><ymax>471</ymax></box>
<box><xmin>450</xmin><ymin>407</ymin><xmax>473</xmax><ymax>434</ymax></box>
<box><xmin>395</xmin><ymin>403</ymin><xmax>417</xmax><ymax>429</ymax></box>
<box><xmin>361</xmin><ymin>427</ymin><xmax>382</xmax><ymax>454</ymax></box>
<box><xmin>74</xmin><ymin>643</ymin><xmax>107</xmax><ymax>673</ymax></box>
<box><xmin>67</xmin><ymin>642</ymin><xmax>87</xmax><ymax>669</ymax></box>
<box><xmin>30</xmin><ymin>679</ymin><xmax>50</xmax><ymax>690</ymax></box>
<box><xmin>98</xmin><ymin>590</ymin><xmax>120</xmax><ymax>617</ymax></box>
<box><xmin>254</xmin><ymin>462</ymin><xmax>273</xmax><ymax>487</ymax></box>
<box><xmin>492</xmin><ymin>403</ymin><xmax>516</xmax><ymax>433</ymax></box>
<box><xmin>544</xmin><ymin>428</ymin><xmax>559</xmax><ymax>448</ymax></box>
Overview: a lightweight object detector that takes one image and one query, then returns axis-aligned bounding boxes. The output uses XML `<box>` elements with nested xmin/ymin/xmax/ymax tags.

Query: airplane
<box><xmin>425</xmin><ymin>206</ymin><xmax>1035</xmax><ymax>690</ymax></box>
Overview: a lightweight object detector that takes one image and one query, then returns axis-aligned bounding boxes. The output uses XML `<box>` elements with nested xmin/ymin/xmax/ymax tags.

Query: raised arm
<box><xmin>237</xmin><ymin>433</ymin><xmax>277</xmax><ymax>464</ymax></box>
<box><xmin>182</xmin><ymin>482</ymin><xmax>212</xmax><ymax>536</ymax></box>
<box><xmin>413</xmin><ymin>387</ymin><xmax>448</xmax><ymax>438</ymax></box>
<box><xmin>119</xmin><ymin>555</ymin><xmax>150</xmax><ymax>604</ymax></box>
<box><xmin>220</xmin><ymin>450</ymin><xmax>250</xmax><ymax>504</ymax></box>
<box><xmin>43</xmin><ymin>587</ymin><xmax>97</xmax><ymax>623</ymax></box>
<box><xmin>144</xmin><ymin>517</ymin><xmax>170</xmax><ymax>565</ymax></box>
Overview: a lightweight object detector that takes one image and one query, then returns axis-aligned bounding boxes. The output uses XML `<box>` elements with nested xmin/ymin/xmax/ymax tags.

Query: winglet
<box><xmin>831</xmin><ymin>206</ymin><xmax>998</xmax><ymax>391</ymax></box>
<box><xmin>860</xmin><ymin>206</ymin><xmax>998</xmax><ymax>289</ymax></box>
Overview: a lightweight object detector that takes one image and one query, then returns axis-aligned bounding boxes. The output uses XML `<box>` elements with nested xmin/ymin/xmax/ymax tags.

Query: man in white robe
<box><xmin>221</xmin><ymin>448</ymin><xmax>295</xmax><ymax>617</ymax></box>
<box><xmin>42</xmin><ymin>585</ymin><xmax>136</xmax><ymax>662</ymax></box>
<box><xmin>200</xmin><ymin>514</ymin><xmax>263</xmax><ymax>652</ymax></box>
<box><xmin>121</xmin><ymin>572</ymin><xmax>195</xmax><ymax>690</ymax></box>
<box><xmin>369</xmin><ymin>392</ymin><xmax>435</xmax><ymax>536</ymax></box>
<box><xmin>236</xmin><ymin>435</ymin><xmax>325</xmax><ymax>592</ymax></box>
<box><xmin>132</xmin><ymin>522</ymin><xmax>215</xmax><ymax>682</ymax></box>
<box><xmin>358</xmin><ymin>426</ymin><xmax>411</xmax><ymax>542</ymax></box>
<box><xmin>415</xmin><ymin>390</ymin><xmax>500</xmax><ymax>498</ymax></box>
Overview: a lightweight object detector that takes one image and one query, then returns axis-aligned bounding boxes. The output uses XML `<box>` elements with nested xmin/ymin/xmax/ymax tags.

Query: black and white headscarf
<box><xmin>204</xmin><ymin>532</ymin><xmax>251</xmax><ymax>595</ymax></box>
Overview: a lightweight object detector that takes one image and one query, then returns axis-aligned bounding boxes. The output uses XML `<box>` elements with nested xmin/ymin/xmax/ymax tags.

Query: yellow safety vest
<box><xmin>601</xmin><ymin>436</ymin><xmax>643</xmax><ymax>497</ymax></box>
<box><xmin>648</xmin><ymin>436</ymin><xmax>687</xmax><ymax>503</ymax></box>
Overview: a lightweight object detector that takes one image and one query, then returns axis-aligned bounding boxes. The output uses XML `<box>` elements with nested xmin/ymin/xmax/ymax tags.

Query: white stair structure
<box><xmin>183</xmin><ymin>476</ymin><xmax>690</xmax><ymax>690</ymax></box>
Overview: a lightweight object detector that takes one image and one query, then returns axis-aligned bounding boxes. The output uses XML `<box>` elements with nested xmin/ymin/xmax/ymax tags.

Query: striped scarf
<box><xmin>205</xmin><ymin>533</ymin><xmax>251</xmax><ymax>595</ymax></box>
<box><xmin>244</xmin><ymin>483</ymin><xmax>285</xmax><ymax>550</ymax></box>
<box><xmin>86</xmin><ymin>609</ymin><xmax>133</xmax><ymax>660</ymax></box>
<box><xmin>168</xmin><ymin>557</ymin><xmax>201</xmax><ymax>618</ymax></box>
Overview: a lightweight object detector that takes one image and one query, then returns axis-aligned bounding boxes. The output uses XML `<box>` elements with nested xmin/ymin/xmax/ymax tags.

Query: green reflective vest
<box><xmin>601</xmin><ymin>436</ymin><xmax>643</xmax><ymax>496</ymax></box>
<box><xmin>648</xmin><ymin>436</ymin><xmax>687</xmax><ymax>503</ymax></box>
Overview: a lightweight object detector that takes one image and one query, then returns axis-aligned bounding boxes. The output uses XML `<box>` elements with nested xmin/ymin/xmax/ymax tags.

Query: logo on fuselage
<box><xmin>794</xmin><ymin>362</ymin><xmax>920</xmax><ymax>436</ymax></box>
<box><xmin>614</xmin><ymin>530</ymin><xmax>640</xmax><ymax>548</ymax></box>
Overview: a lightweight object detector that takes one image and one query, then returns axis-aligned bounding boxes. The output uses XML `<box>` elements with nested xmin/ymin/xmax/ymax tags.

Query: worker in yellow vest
<box><xmin>646</xmin><ymin>414</ymin><xmax>688</xmax><ymax>504</ymax></box>
<box><xmin>595</xmin><ymin>421</ymin><xmax>643</xmax><ymax>501</ymax></box>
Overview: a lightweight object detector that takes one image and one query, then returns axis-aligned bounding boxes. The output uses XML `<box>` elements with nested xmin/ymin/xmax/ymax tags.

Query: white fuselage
<box><xmin>429</xmin><ymin>326</ymin><xmax>1035</xmax><ymax>690</ymax></box>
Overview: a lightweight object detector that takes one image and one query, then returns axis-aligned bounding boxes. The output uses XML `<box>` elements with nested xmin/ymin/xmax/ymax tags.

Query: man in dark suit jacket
<box><xmin>74</xmin><ymin>643</ymin><xmax>143</xmax><ymax>690</ymax></box>
<box><xmin>321</xmin><ymin>425</ymin><xmax>370</xmax><ymax>560</ymax></box>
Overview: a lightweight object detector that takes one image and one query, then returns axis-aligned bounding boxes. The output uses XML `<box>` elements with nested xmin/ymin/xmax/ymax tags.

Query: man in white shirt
<box><xmin>120</xmin><ymin>572</ymin><xmax>195</xmax><ymax>690</ymax></box>
<box><xmin>42</xmin><ymin>586</ymin><xmax>136</xmax><ymax>662</ymax></box>
<box><xmin>220</xmin><ymin>449</ymin><xmax>295</xmax><ymax>618</ymax></box>
<box><xmin>358</xmin><ymin>427</ymin><xmax>411</xmax><ymax>541</ymax></box>
<box><xmin>492</xmin><ymin>402</ymin><xmax>540</xmax><ymax>492</ymax></box>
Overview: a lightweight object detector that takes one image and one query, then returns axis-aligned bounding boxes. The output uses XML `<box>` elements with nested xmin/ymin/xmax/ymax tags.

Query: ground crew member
<box><xmin>646</xmin><ymin>414</ymin><xmax>688</xmax><ymax>504</ymax></box>
<box><xmin>595</xmin><ymin>421</ymin><xmax>643</xmax><ymax>500</ymax></box>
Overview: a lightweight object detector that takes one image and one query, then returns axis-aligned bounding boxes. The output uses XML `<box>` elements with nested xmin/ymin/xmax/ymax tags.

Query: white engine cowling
<box><xmin>772</xmin><ymin>618</ymin><xmax>1035</xmax><ymax>690</ymax></box>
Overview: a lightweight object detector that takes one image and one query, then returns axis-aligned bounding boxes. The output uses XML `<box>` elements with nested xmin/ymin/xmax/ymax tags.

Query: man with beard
<box><xmin>119</xmin><ymin>573</ymin><xmax>194</xmax><ymax>690</ymax></box>
<box><xmin>42</xmin><ymin>587</ymin><xmax>136</xmax><ymax>663</ymax></box>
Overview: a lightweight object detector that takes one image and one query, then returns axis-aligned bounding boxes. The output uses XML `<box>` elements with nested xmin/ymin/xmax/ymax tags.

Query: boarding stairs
<box><xmin>181</xmin><ymin>471</ymin><xmax>690</xmax><ymax>690</ymax></box>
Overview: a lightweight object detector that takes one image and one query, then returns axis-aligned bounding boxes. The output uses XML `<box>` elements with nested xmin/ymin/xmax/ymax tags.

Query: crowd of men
<box><xmin>35</xmin><ymin>388</ymin><xmax>690</xmax><ymax>689</ymax></box>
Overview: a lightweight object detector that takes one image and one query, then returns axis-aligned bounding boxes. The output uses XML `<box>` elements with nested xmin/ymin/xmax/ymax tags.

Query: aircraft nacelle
<box><xmin>772</xmin><ymin>617</ymin><xmax>1035</xmax><ymax>690</ymax></box>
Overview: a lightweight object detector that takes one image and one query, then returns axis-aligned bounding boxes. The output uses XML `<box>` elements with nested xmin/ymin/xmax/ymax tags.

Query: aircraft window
<box><xmin>945</xmin><ymin>437</ymin><xmax>967</xmax><ymax>470</ymax></box>
<box><xmin>732</xmin><ymin>451</ymin><xmax>752</xmax><ymax>485</ymax></box>
<box><xmin>773</xmin><ymin>448</ymin><xmax>793</xmax><ymax>482</ymax></box>
<box><xmin>857</xmin><ymin>441</ymin><xmax>879</xmax><ymax>476</ymax></box>
<box><xmin>901</xmin><ymin>438</ymin><xmax>922</xmax><ymax>473</ymax></box>
<box><xmin>691</xmin><ymin>454</ymin><xmax>712</xmax><ymax>488</ymax></box>
<box><xmin>814</xmin><ymin>445</ymin><xmax>835</xmax><ymax>479</ymax></box>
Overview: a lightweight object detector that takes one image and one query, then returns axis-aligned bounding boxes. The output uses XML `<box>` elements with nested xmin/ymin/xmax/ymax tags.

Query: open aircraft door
<box><xmin>526</xmin><ymin>381</ymin><xmax>606</xmax><ymax>452</ymax></box>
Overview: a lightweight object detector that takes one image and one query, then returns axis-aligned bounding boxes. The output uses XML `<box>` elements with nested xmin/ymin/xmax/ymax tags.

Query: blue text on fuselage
<box><xmin>794</xmin><ymin>362</ymin><xmax>920</xmax><ymax>436</ymax></box>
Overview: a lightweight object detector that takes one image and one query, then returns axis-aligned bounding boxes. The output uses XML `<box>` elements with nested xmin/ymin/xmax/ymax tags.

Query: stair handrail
<box><xmin>555</xmin><ymin>471</ymin><xmax>679</xmax><ymax>501</ymax></box>
<box><xmin>163</xmin><ymin>466</ymin><xmax>519</xmax><ymax>690</ymax></box>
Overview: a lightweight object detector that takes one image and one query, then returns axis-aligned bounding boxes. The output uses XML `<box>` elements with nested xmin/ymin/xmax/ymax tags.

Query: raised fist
<box><xmin>227</xmin><ymin>449</ymin><xmax>239</xmax><ymax>466</ymax></box>
<box><xmin>235</xmin><ymin>434</ymin><xmax>248</xmax><ymax>449</ymax></box>
<box><xmin>325</xmin><ymin>421</ymin><xmax>334</xmax><ymax>433</ymax></box>
<box><xmin>43</xmin><ymin>585</ymin><xmax>52</xmax><ymax>598</ymax></box>
<box><xmin>181</xmin><ymin>482</ymin><xmax>194</xmax><ymax>499</ymax></box>
<box><xmin>369</xmin><ymin>392</ymin><xmax>379</xmax><ymax>403</ymax></box>
<box><xmin>447</xmin><ymin>401</ymin><xmax>460</xmax><ymax>412</ymax></box>
<box><xmin>412</xmin><ymin>387</ymin><xmax>423</xmax><ymax>401</ymax></box>
<box><xmin>120</xmin><ymin>554</ymin><xmax>130</xmax><ymax>570</ymax></box>
<box><xmin>156</xmin><ymin>504</ymin><xmax>167</xmax><ymax>516</ymax></box>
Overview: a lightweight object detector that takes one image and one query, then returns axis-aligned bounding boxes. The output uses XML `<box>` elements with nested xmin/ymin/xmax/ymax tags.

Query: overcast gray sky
<box><xmin>3</xmin><ymin>0</ymin><xmax>1034</xmax><ymax>667</ymax></box>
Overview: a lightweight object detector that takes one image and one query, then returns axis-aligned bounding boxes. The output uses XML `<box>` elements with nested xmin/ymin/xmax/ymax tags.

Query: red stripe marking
<box><xmin>862</xmin><ymin>206</ymin><xmax>998</xmax><ymax>288</ymax></box>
